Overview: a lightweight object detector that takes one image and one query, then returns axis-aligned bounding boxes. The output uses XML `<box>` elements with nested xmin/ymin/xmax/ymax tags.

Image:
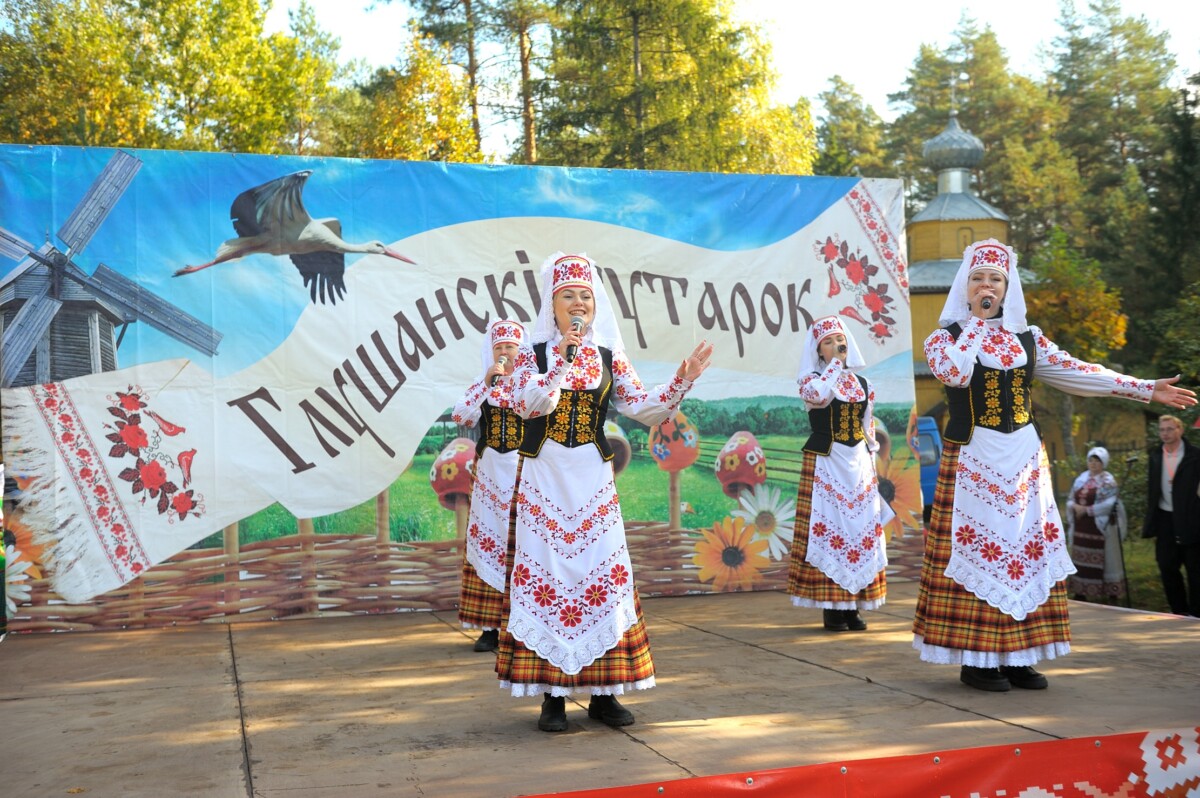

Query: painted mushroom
<box><xmin>430</xmin><ymin>437</ymin><xmax>476</xmax><ymax>538</ymax></box>
<box><xmin>650</xmin><ymin>410</ymin><xmax>701</xmax><ymax>528</ymax></box>
<box><xmin>714</xmin><ymin>430</ymin><xmax>767</xmax><ymax>499</ymax></box>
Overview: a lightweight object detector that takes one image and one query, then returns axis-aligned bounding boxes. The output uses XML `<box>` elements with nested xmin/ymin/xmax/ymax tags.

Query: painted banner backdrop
<box><xmin>0</xmin><ymin>145</ymin><xmax>917</xmax><ymax>623</ymax></box>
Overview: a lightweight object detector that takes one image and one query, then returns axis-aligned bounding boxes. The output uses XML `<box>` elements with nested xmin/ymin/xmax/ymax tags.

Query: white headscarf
<box><xmin>529</xmin><ymin>252</ymin><xmax>626</xmax><ymax>353</ymax></box>
<box><xmin>796</xmin><ymin>315</ymin><xmax>866</xmax><ymax>381</ymax></box>
<box><xmin>479</xmin><ymin>319</ymin><xmax>529</xmax><ymax>377</ymax></box>
<box><xmin>1087</xmin><ymin>446</ymin><xmax>1111</xmax><ymax>469</ymax></box>
<box><xmin>938</xmin><ymin>238</ymin><xmax>1029</xmax><ymax>333</ymax></box>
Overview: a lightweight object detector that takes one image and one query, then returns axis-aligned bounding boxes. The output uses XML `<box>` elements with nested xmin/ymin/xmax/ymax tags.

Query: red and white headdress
<box><xmin>489</xmin><ymin>320</ymin><xmax>525</xmax><ymax>347</ymax></box>
<box><xmin>530</xmin><ymin>251</ymin><xmax>625</xmax><ymax>353</ymax></box>
<box><xmin>549</xmin><ymin>254</ymin><xmax>594</xmax><ymax>294</ymax></box>
<box><xmin>939</xmin><ymin>238</ymin><xmax>1028</xmax><ymax>332</ymax></box>
<box><xmin>480</xmin><ymin>319</ymin><xmax>529</xmax><ymax>377</ymax></box>
<box><xmin>797</xmin><ymin>314</ymin><xmax>866</xmax><ymax>379</ymax></box>
<box><xmin>967</xmin><ymin>241</ymin><xmax>1012</xmax><ymax>276</ymax></box>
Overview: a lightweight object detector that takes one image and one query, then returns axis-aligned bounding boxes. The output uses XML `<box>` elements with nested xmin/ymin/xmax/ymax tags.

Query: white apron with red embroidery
<box><xmin>505</xmin><ymin>343</ymin><xmax>691</xmax><ymax>680</ymax></box>
<box><xmin>465</xmin><ymin>446</ymin><xmax>520</xmax><ymax>594</ymax></box>
<box><xmin>508</xmin><ymin>440</ymin><xmax>639</xmax><ymax>675</ymax></box>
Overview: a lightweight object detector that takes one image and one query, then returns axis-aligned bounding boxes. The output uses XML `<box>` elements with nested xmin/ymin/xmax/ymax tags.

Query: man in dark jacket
<box><xmin>1144</xmin><ymin>415</ymin><xmax>1200</xmax><ymax>616</ymax></box>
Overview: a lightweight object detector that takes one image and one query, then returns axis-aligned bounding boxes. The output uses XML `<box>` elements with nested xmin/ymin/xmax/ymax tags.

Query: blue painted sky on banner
<box><xmin>0</xmin><ymin>146</ymin><xmax>859</xmax><ymax>374</ymax></box>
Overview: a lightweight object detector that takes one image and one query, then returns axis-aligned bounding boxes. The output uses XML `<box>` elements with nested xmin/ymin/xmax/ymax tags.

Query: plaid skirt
<box><xmin>458</xmin><ymin>556</ymin><xmax>505</xmax><ymax>630</ymax></box>
<box><xmin>913</xmin><ymin>442</ymin><xmax>1071</xmax><ymax>664</ymax></box>
<box><xmin>494</xmin><ymin>456</ymin><xmax>655</xmax><ymax>696</ymax></box>
<box><xmin>786</xmin><ymin>451</ymin><xmax>886</xmax><ymax>608</ymax></box>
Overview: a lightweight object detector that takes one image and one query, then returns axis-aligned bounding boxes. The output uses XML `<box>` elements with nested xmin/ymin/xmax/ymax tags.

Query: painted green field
<box><xmin>196</xmin><ymin>432</ymin><xmax>808</xmax><ymax>548</ymax></box>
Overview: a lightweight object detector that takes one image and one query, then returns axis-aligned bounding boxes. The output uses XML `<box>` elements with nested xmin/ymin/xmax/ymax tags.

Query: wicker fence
<box><xmin>7</xmin><ymin>520</ymin><xmax>790</xmax><ymax>634</ymax></box>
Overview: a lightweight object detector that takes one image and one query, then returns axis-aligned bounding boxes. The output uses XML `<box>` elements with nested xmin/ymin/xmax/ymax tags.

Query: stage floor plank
<box><xmin>2</xmin><ymin>577</ymin><xmax>1197</xmax><ymax>797</ymax></box>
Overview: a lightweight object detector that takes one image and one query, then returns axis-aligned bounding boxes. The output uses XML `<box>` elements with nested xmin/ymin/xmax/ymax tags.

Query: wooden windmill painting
<box><xmin>0</xmin><ymin>151</ymin><xmax>223</xmax><ymax>388</ymax></box>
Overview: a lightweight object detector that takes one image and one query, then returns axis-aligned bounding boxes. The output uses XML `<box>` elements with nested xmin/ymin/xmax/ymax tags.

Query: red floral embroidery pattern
<box><xmin>31</xmin><ymin>382</ymin><xmax>153</xmax><ymax>581</ymax></box>
<box><xmin>610</xmin><ymin>564</ymin><xmax>629</xmax><ymax>586</ymax></box>
<box><xmin>584</xmin><ymin>583</ymin><xmax>609</xmax><ymax>606</ymax></box>
<box><xmin>980</xmin><ymin>541</ymin><xmax>1004</xmax><ymax>562</ymax></box>
<box><xmin>100</xmin><ymin>385</ymin><xmax>206</xmax><ymax>521</ymax></box>
<box><xmin>559</xmin><ymin>603</ymin><xmax>584</xmax><ymax>627</ymax></box>
<box><xmin>512</xmin><ymin>564</ymin><xmax>531</xmax><ymax>587</ymax></box>
<box><xmin>847</xmin><ymin>184</ymin><xmax>909</xmax><ymax>297</ymax></box>
<box><xmin>532</xmin><ymin>581</ymin><xmax>558</xmax><ymax>607</ymax></box>
<box><xmin>812</xmin><ymin>188</ymin><xmax>908</xmax><ymax>342</ymax></box>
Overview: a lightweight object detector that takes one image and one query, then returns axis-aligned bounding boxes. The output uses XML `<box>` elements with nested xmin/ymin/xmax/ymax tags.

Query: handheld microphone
<box><xmin>981</xmin><ymin>297</ymin><xmax>993</xmax><ymax>310</ymax></box>
<box><xmin>838</xmin><ymin>344</ymin><xmax>847</xmax><ymax>353</ymax></box>
<box><xmin>491</xmin><ymin>355</ymin><xmax>508</xmax><ymax>386</ymax></box>
<box><xmin>565</xmin><ymin>316</ymin><xmax>584</xmax><ymax>363</ymax></box>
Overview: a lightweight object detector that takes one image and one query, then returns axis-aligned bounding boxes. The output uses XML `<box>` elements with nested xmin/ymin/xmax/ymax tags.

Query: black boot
<box><xmin>588</xmin><ymin>694</ymin><xmax>635</xmax><ymax>727</ymax></box>
<box><xmin>843</xmin><ymin>609</ymin><xmax>868</xmax><ymax>631</ymax></box>
<box><xmin>1000</xmin><ymin>665</ymin><xmax>1048</xmax><ymax>689</ymax></box>
<box><xmin>473</xmin><ymin>629</ymin><xmax>499</xmax><ymax>652</ymax></box>
<box><xmin>960</xmin><ymin>665</ymin><xmax>1011</xmax><ymax>692</ymax></box>
<box><xmin>822</xmin><ymin>609</ymin><xmax>849</xmax><ymax>631</ymax></box>
<box><xmin>538</xmin><ymin>693</ymin><xmax>568</xmax><ymax>732</ymax></box>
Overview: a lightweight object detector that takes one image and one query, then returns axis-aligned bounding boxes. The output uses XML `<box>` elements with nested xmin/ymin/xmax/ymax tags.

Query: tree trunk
<box><xmin>520</xmin><ymin>23</ymin><xmax>536</xmax><ymax>163</ymax></box>
<box><xmin>464</xmin><ymin>0</ymin><xmax>482</xmax><ymax>150</ymax></box>
<box><xmin>631</xmin><ymin>10</ymin><xmax>644</xmax><ymax>169</ymax></box>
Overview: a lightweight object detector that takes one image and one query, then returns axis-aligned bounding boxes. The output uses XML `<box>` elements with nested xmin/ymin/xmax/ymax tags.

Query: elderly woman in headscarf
<box><xmin>786</xmin><ymin>315</ymin><xmax>893</xmax><ymax>633</ymax></box>
<box><xmin>1066</xmin><ymin>446</ymin><xmax>1127</xmax><ymax>603</ymax></box>
<box><xmin>496</xmin><ymin>252</ymin><xmax>714</xmax><ymax>732</ymax></box>
<box><xmin>914</xmin><ymin>239</ymin><xmax>1195</xmax><ymax>693</ymax></box>
<box><xmin>451</xmin><ymin>319</ymin><xmax>530</xmax><ymax>652</ymax></box>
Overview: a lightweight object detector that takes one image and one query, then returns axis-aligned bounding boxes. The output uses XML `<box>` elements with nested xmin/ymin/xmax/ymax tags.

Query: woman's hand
<box><xmin>485</xmin><ymin>359</ymin><xmax>510</xmax><ymax>386</ymax></box>
<box><xmin>677</xmin><ymin>341</ymin><xmax>714</xmax><ymax>382</ymax></box>
<box><xmin>1152</xmin><ymin>375</ymin><xmax>1198</xmax><ymax>410</ymax></box>
<box><xmin>555</xmin><ymin>325</ymin><xmax>585</xmax><ymax>361</ymax></box>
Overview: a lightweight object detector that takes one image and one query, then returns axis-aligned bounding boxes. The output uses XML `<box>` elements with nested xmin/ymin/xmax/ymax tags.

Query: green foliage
<box><xmin>351</xmin><ymin>29</ymin><xmax>484</xmax><ymax>162</ymax></box>
<box><xmin>0</xmin><ymin>0</ymin><xmax>163</xmax><ymax>146</ymax></box>
<box><xmin>1152</xmin><ymin>281</ymin><xmax>1200</xmax><ymax>387</ymax></box>
<box><xmin>1026</xmin><ymin>228</ymin><xmax>1127</xmax><ymax>363</ymax></box>
<box><xmin>814</xmin><ymin>76</ymin><xmax>889</xmax><ymax>177</ymax></box>
<box><xmin>535</xmin><ymin>0</ymin><xmax>815</xmax><ymax>174</ymax></box>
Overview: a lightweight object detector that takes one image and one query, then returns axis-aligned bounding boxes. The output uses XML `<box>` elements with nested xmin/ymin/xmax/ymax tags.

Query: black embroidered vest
<box><xmin>942</xmin><ymin>322</ymin><xmax>1037</xmax><ymax>445</ymax></box>
<box><xmin>518</xmin><ymin>343</ymin><xmax>615</xmax><ymax>461</ymax></box>
<box><xmin>475</xmin><ymin>402</ymin><xmax>524</xmax><ymax>457</ymax></box>
<box><xmin>803</xmin><ymin>374</ymin><xmax>869</xmax><ymax>455</ymax></box>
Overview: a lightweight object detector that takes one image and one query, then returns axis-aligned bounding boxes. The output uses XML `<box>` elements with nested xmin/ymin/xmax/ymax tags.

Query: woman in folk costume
<box><xmin>1066</xmin><ymin>446</ymin><xmax>1127</xmax><ymax>603</ymax></box>
<box><xmin>914</xmin><ymin>238</ymin><xmax>1195</xmax><ymax>692</ymax></box>
<box><xmin>787</xmin><ymin>316</ymin><xmax>893</xmax><ymax>633</ymax></box>
<box><xmin>496</xmin><ymin>252</ymin><xmax>713</xmax><ymax>732</ymax></box>
<box><xmin>452</xmin><ymin>319</ymin><xmax>529</xmax><ymax>652</ymax></box>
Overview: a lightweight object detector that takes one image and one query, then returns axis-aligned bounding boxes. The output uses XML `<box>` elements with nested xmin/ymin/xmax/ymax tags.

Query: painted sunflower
<box><xmin>692</xmin><ymin>517</ymin><xmax>770</xmax><ymax>592</ymax></box>
<box><xmin>731</xmin><ymin>484</ymin><xmax>796</xmax><ymax>561</ymax></box>
<box><xmin>876</xmin><ymin>451</ymin><xmax>923</xmax><ymax>539</ymax></box>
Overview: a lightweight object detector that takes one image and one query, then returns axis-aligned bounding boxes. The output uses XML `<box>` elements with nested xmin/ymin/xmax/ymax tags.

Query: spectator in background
<box><xmin>1143</xmin><ymin>415</ymin><xmax>1200</xmax><ymax>616</ymax></box>
<box><xmin>1066</xmin><ymin>446</ymin><xmax>1127</xmax><ymax>604</ymax></box>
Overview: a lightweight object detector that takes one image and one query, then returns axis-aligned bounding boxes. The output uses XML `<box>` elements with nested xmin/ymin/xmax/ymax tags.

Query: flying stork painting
<box><xmin>175</xmin><ymin>170</ymin><xmax>416</xmax><ymax>305</ymax></box>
